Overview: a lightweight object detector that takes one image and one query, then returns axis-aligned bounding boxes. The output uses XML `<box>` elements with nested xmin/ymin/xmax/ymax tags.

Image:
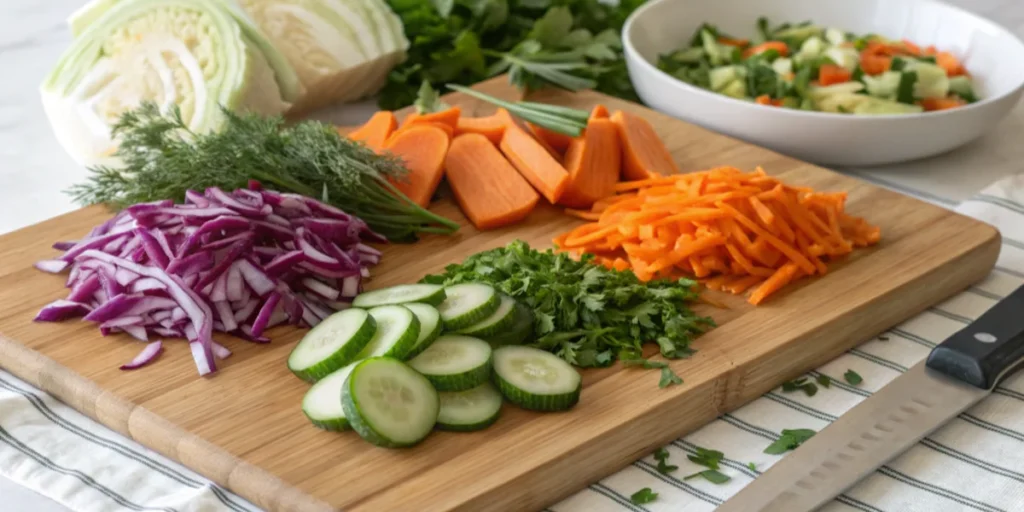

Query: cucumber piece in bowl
<box><xmin>403</xmin><ymin>302</ymin><xmax>444</xmax><ymax>359</ymax></box>
<box><xmin>436</xmin><ymin>283</ymin><xmax>500</xmax><ymax>330</ymax></box>
<box><xmin>353</xmin><ymin>283</ymin><xmax>446</xmax><ymax>308</ymax></box>
<box><xmin>493</xmin><ymin>346</ymin><xmax>581</xmax><ymax>412</ymax></box>
<box><xmin>302</xmin><ymin>361</ymin><xmax>359</xmax><ymax>431</ymax></box>
<box><xmin>407</xmin><ymin>335</ymin><xmax>492</xmax><ymax>392</ymax></box>
<box><xmin>437</xmin><ymin>382</ymin><xmax>504</xmax><ymax>432</ymax></box>
<box><xmin>342</xmin><ymin>357</ymin><xmax>439</xmax><ymax>448</ymax></box>
<box><xmin>356</xmin><ymin>305</ymin><xmax>421</xmax><ymax>360</ymax></box>
<box><xmin>287</xmin><ymin>308</ymin><xmax>376</xmax><ymax>382</ymax></box>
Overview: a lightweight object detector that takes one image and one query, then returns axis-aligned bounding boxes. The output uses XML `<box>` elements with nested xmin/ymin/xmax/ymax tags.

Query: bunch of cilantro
<box><xmin>379</xmin><ymin>0</ymin><xmax>646</xmax><ymax>110</ymax></box>
<box><xmin>421</xmin><ymin>240</ymin><xmax>714</xmax><ymax>368</ymax></box>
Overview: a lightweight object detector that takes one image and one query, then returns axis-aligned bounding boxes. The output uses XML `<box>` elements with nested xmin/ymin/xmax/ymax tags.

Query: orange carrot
<box><xmin>383</xmin><ymin>124</ymin><xmax>451</xmax><ymax>208</ymax></box>
<box><xmin>936</xmin><ymin>51</ymin><xmax>967</xmax><ymax>77</ymax></box>
<box><xmin>751</xmin><ymin>263</ymin><xmax>802</xmax><ymax>305</ymax></box>
<box><xmin>755</xmin><ymin>95</ymin><xmax>773</xmax><ymax>105</ymax></box>
<box><xmin>346</xmin><ymin>111</ymin><xmax>398</xmax><ymax>152</ymax></box>
<box><xmin>499</xmin><ymin>125</ymin><xmax>570</xmax><ymax>203</ymax></box>
<box><xmin>718</xmin><ymin>36</ymin><xmax>749</xmax><ymax>48</ymax></box>
<box><xmin>611</xmin><ymin>110</ymin><xmax>680</xmax><ymax>181</ymax></box>
<box><xmin>744</xmin><ymin>41</ymin><xmax>789</xmax><ymax>58</ymax></box>
<box><xmin>552</xmin><ymin>166</ymin><xmax>881</xmax><ymax>305</ymax></box>
<box><xmin>589</xmin><ymin>105</ymin><xmax>610</xmax><ymax>120</ymax></box>
<box><xmin>526</xmin><ymin>122</ymin><xmax>574</xmax><ymax>154</ymax></box>
<box><xmin>401</xmin><ymin>106</ymin><xmax>462</xmax><ymax>131</ymax></box>
<box><xmin>819</xmin><ymin>64</ymin><xmax>852</xmax><ymax>86</ymax></box>
<box><xmin>454</xmin><ymin>108</ymin><xmax>513</xmax><ymax>143</ymax></box>
<box><xmin>390</xmin><ymin>120</ymin><xmax>454</xmax><ymax>143</ymax></box>
<box><xmin>921</xmin><ymin>97</ymin><xmax>965</xmax><ymax>111</ymax></box>
<box><xmin>558</xmin><ymin>118</ymin><xmax>622</xmax><ymax>209</ymax></box>
<box><xmin>445</xmin><ymin>133</ymin><xmax>539</xmax><ymax>230</ymax></box>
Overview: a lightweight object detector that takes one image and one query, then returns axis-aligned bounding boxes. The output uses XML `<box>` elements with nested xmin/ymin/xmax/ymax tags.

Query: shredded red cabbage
<box><xmin>34</xmin><ymin>184</ymin><xmax>383</xmax><ymax>376</ymax></box>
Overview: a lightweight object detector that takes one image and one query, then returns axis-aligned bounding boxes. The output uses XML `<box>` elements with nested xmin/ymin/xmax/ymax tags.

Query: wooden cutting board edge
<box><xmin>0</xmin><ymin>76</ymin><xmax>1004</xmax><ymax>512</ymax></box>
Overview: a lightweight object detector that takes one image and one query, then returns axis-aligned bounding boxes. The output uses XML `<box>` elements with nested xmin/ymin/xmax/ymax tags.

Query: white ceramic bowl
<box><xmin>622</xmin><ymin>0</ymin><xmax>1024</xmax><ymax>167</ymax></box>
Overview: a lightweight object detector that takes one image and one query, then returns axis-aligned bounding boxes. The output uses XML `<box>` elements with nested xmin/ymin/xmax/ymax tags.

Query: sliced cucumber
<box><xmin>341</xmin><ymin>357</ymin><xmax>439</xmax><ymax>448</ymax></box>
<box><xmin>403</xmin><ymin>303</ymin><xmax>443</xmax><ymax>360</ymax></box>
<box><xmin>483</xmin><ymin>302</ymin><xmax>535</xmax><ymax>348</ymax></box>
<box><xmin>352</xmin><ymin>284</ymin><xmax>447</xmax><ymax>308</ymax></box>
<box><xmin>437</xmin><ymin>382</ymin><xmax>503</xmax><ymax>432</ymax></box>
<box><xmin>302</xmin><ymin>362</ymin><xmax>358</xmax><ymax>431</ymax></box>
<box><xmin>287</xmin><ymin>308</ymin><xmax>376</xmax><ymax>382</ymax></box>
<box><xmin>436</xmin><ymin>283</ymin><xmax>500</xmax><ymax>330</ymax></box>
<box><xmin>356</xmin><ymin>305</ymin><xmax>420</xmax><ymax>360</ymax></box>
<box><xmin>456</xmin><ymin>294</ymin><xmax>517</xmax><ymax>337</ymax></box>
<box><xmin>493</xmin><ymin>346</ymin><xmax>581</xmax><ymax>412</ymax></box>
<box><xmin>407</xmin><ymin>335</ymin><xmax>492</xmax><ymax>392</ymax></box>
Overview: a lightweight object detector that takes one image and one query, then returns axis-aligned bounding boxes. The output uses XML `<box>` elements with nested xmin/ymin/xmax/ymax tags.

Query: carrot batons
<box><xmin>455</xmin><ymin>108</ymin><xmax>515</xmax><ymax>144</ymax></box>
<box><xmin>445</xmin><ymin>133</ymin><xmax>539</xmax><ymax>230</ymax></box>
<box><xmin>558</xmin><ymin>118</ymin><xmax>621</xmax><ymax>209</ymax></box>
<box><xmin>589</xmin><ymin>104</ymin><xmax>610</xmax><ymax>120</ymax></box>
<box><xmin>526</xmin><ymin>122</ymin><xmax>574</xmax><ymax>155</ymax></box>
<box><xmin>499</xmin><ymin>126</ymin><xmax>570</xmax><ymax>204</ymax></box>
<box><xmin>553</xmin><ymin>166</ymin><xmax>881</xmax><ymax>305</ymax></box>
<box><xmin>347</xmin><ymin>111</ymin><xmax>398</xmax><ymax>152</ymax></box>
<box><xmin>611</xmin><ymin>110</ymin><xmax>680</xmax><ymax>181</ymax></box>
<box><xmin>402</xmin><ymin>106</ymin><xmax>462</xmax><ymax>132</ymax></box>
<box><xmin>384</xmin><ymin>124</ymin><xmax>451</xmax><ymax>208</ymax></box>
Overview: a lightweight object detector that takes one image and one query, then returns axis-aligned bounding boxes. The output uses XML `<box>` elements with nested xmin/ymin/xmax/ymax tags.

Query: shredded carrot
<box><xmin>553</xmin><ymin>166</ymin><xmax>882</xmax><ymax>305</ymax></box>
<box><xmin>718</xmin><ymin>36</ymin><xmax>749</xmax><ymax>48</ymax></box>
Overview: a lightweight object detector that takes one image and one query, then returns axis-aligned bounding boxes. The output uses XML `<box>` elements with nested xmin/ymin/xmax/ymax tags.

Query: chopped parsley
<box><xmin>816</xmin><ymin>374</ymin><xmax>831</xmax><ymax>388</ymax></box>
<box><xmin>654</xmin><ymin>447</ymin><xmax>678</xmax><ymax>474</ymax></box>
<box><xmin>763</xmin><ymin>428</ymin><xmax>817</xmax><ymax>455</ymax></box>
<box><xmin>683</xmin><ymin>447</ymin><xmax>731</xmax><ymax>484</ymax></box>
<box><xmin>422</xmin><ymin>241</ymin><xmax>714</xmax><ymax>372</ymax></box>
<box><xmin>622</xmin><ymin>357</ymin><xmax>684</xmax><ymax>388</ymax></box>
<box><xmin>630</xmin><ymin>487</ymin><xmax>658</xmax><ymax>504</ymax></box>
<box><xmin>782</xmin><ymin>377</ymin><xmax>818</xmax><ymax>397</ymax></box>
<box><xmin>844</xmin><ymin>369</ymin><xmax>864</xmax><ymax>386</ymax></box>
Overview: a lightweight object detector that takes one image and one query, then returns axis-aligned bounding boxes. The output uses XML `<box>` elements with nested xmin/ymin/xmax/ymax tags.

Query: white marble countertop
<box><xmin>2</xmin><ymin>0</ymin><xmax>1023</xmax><ymax>510</ymax></box>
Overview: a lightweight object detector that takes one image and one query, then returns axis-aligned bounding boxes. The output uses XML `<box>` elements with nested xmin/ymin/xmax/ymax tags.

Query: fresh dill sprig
<box><xmin>67</xmin><ymin>102</ymin><xmax>460</xmax><ymax>242</ymax></box>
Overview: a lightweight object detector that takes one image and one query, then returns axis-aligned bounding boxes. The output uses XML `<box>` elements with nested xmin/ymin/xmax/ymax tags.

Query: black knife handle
<box><xmin>926</xmin><ymin>284</ymin><xmax>1024</xmax><ymax>389</ymax></box>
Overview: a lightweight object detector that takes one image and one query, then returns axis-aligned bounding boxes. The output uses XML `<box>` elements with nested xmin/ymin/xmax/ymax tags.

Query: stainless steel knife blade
<box><xmin>716</xmin><ymin>284</ymin><xmax>1024</xmax><ymax>512</ymax></box>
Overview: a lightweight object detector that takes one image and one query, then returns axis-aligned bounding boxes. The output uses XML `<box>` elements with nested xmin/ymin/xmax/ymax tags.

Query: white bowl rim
<box><xmin>622</xmin><ymin>0</ymin><xmax>1024</xmax><ymax>121</ymax></box>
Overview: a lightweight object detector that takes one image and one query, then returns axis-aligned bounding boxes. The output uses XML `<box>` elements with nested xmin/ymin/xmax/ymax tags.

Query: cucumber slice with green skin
<box><xmin>436</xmin><ymin>382</ymin><xmax>503</xmax><ymax>432</ymax></box>
<box><xmin>403</xmin><ymin>303</ymin><xmax>443</xmax><ymax>360</ymax></box>
<box><xmin>352</xmin><ymin>284</ymin><xmax>447</xmax><ymax>308</ymax></box>
<box><xmin>356</xmin><ymin>305</ymin><xmax>420</xmax><ymax>360</ymax></box>
<box><xmin>341</xmin><ymin>357</ymin><xmax>439</xmax><ymax>448</ymax></box>
<box><xmin>493</xmin><ymin>346</ymin><xmax>582</xmax><ymax>412</ymax></box>
<box><xmin>455</xmin><ymin>294</ymin><xmax>517</xmax><ymax>337</ymax></box>
<box><xmin>301</xmin><ymin>362</ymin><xmax>358</xmax><ymax>431</ymax></box>
<box><xmin>407</xmin><ymin>335</ymin><xmax>492</xmax><ymax>392</ymax></box>
<box><xmin>287</xmin><ymin>308</ymin><xmax>376</xmax><ymax>382</ymax></box>
<box><xmin>436</xmin><ymin>283</ymin><xmax>500</xmax><ymax>331</ymax></box>
<box><xmin>482</xmin><ymin>302</ymin><xmax>535</xmax><ymax>348</ymax></box>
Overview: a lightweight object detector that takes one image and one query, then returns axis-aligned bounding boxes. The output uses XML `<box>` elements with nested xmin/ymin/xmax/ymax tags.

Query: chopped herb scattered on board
<box><xmin>422</xmin><ymin>240</ymin><xmax>714</xmax><ymax>370</ymax></box>
<box><xmin>782</xmin><ymin>377</ymin><xmax>818</xmax><ymax>397</ymax></box>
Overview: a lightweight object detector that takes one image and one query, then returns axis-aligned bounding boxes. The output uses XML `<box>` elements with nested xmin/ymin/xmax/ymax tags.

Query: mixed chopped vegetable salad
<box><xmin>657</xmin><ymin>18</ymin><xmax>978</xmax><ymax>115</ymax></box>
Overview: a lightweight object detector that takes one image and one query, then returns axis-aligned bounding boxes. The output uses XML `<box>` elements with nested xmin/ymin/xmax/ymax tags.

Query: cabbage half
<box><xmin>71</xmin><ymin>0</ymin><xmax>410</xmax><ymax>114</ymax></box>
<box><xmin>44</xmin><ymin>0</ymin><xmax>302</xmax><ymax>166</ymax></box>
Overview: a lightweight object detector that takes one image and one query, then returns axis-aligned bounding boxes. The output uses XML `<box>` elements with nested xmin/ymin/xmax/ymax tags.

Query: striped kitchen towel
<box><xmin>2</xmin><ymin>173</ymin><xmax>1024</xmax><ymax>512</ymax></box>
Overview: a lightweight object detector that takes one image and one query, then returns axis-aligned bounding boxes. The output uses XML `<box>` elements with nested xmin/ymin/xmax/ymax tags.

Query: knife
<box><xmin>716</xmin><ymin>284</ymin><xmax>1024</xmax><ymax>512</ymax></box>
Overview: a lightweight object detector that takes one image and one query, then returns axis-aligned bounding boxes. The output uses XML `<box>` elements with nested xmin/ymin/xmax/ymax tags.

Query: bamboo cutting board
<box><xmin>0</xmin><ymin>77</ymin><xmax>1002</xmax><ymax>512</ymax></box>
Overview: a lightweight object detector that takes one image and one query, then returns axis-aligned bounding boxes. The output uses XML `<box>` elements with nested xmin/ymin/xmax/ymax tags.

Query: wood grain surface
<box><xmin>0</xmin><ymin>77</ymin><xmax>1001</xmax><ymax>512</ymax></box>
